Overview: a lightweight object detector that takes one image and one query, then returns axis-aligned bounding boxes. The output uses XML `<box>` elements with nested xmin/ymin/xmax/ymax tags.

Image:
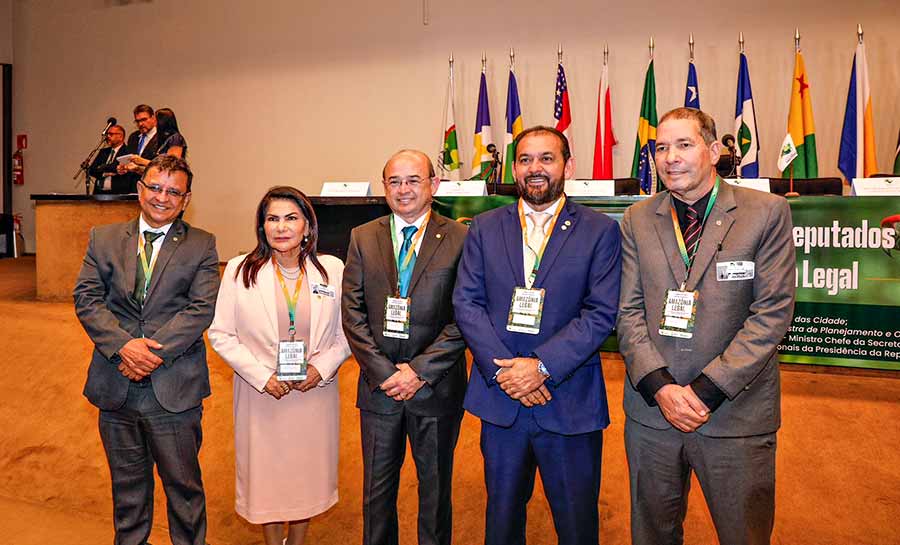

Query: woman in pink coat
<box><xmin>209</xmin><ymin>186</ymin><xmax>350</xmax><ymax>545</ymax></box>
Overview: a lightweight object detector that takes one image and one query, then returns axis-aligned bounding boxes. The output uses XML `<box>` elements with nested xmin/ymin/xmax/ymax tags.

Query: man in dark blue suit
<box><xmin>453</xmin><ymin>126</ymin><xmax>621</xmax><ymax>545</ymax></box>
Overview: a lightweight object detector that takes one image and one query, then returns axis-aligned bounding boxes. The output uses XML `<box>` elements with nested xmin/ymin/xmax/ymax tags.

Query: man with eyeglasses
<box><xmin>88</xmin><ymin>124</ymin><xmax>133</xmax><ymax>194</ymax></box>
<box><xmin>117</xmin><ymin>104</ymin><xmax>160</xmax><ymax>183</ymax></box>
<box><xmin>342</xmin><ymin>149</ymin><xmax>468</xmax><ymax>545</ymax></box>
<box><xmin>74</xmin><ymin>154</ymin><xmax>219</xmax><ymax>545</ymax></box>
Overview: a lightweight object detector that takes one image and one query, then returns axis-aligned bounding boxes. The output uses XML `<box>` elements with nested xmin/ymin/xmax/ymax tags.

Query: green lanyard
<box><xmin>137</xmin><ymin>232</ymin><xmax>161</xmax><ymax>297</ymax></box>
<box><xmin>273</xmin><ymin>257</ymin><xmax>305</xmax><ymax>340</ymax></box>
<box><xmin>670</xmin><ymin>177</ymin><xmax>719</xmax><ymax>288</ymax></box>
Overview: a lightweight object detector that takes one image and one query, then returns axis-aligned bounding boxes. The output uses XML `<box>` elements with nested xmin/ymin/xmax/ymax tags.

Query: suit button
<box><xmin>744</xmin><ymin>386</ymin><xmax>750</xmax><ymax>391</ymax></box>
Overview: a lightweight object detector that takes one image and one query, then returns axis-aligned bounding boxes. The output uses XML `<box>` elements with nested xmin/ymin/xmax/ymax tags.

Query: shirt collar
<box><xmin>138</xmin><ymin>214</ymin><xmax>174</xmax><ymax>236</ymax></box>
<box><xmin>393</xmin><ymin>210</ymin><xmax>429</xmax><ymax>230</ymax></box>
<box><xmin>143</xmin><ymin>127</ymin><xmax>157</xmax><ymax>140</ymax></box>
<box><xmin>520</xmin><ymin>195</ymin><xmax>565</xmax><ymax>217</ymax></box>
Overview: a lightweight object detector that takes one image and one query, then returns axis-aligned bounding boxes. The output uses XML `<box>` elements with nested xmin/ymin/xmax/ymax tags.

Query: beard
<box><xmin>517</xmin><ymin>173</ymin><xmax>565</xmax><ymax>207</ymax></box>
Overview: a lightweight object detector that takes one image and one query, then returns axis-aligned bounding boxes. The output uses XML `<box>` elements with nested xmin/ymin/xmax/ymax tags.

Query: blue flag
<box><xmin>734</xmin><ymin>53</ymin><xmax>760</xmax><ymax>177</ymax></box>
<box><xmin>684</xmin><ymin>61</ymin><xmax>700</xmax><ymax>109</ymax></box>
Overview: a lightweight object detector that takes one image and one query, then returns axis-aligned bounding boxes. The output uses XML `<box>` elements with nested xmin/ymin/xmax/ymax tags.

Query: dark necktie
<box><xmin>397</xmin><ymin>225</ymin><xmax>418</xmax><ymax>297</ymax></box>
<box><xmin>683</xmin><ymin>205</ymin><xmax>701</xmax><ymax>261</ymax></box>
<box><xmin>133</xmin><ymin>230</ymin><xmax>164</xmax><ymax>305</ymax></box>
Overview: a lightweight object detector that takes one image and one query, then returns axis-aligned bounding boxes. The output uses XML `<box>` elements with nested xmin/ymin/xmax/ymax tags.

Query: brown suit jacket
<box><xmin>617</xmin><ymin>181</ymin><xmax>796</xmax><ymax>437</ymax></box>
<box><xmin>342</xmin><ymin>211</ymin><xmax>468</xmax><ymax>416</ymax></box>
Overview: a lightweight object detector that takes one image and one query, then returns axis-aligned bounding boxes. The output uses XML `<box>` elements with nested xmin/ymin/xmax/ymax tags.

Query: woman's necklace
<box><xmin>276</xmin><ymin>261</ymin><xmax>301</xmax><ymax>280</ymax></box>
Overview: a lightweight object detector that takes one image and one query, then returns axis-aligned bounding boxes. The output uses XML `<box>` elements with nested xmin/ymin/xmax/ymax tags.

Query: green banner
<box><xmin>779</xmin><ymin>196</ymin><xmax>900</xmax><ymax>370</ymax></box>
<box><xmin>434</xmin><ymin>195</ymin><xmax>900</xmax><ymax>370</ymax></box>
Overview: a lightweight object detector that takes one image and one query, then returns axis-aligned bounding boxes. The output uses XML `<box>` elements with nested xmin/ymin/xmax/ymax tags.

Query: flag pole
<box><xmin>603</xmin><ymin>43</ymin><xmax>608</xmax><ymax>66</ymax></box>
<box><xmin>857</xmin><ymin>23</ymin><xmax>863</xmax><ymax>44</ymax></box>
<box><xmin>689</xmin><ymin>33</ymin><xmax>694</xmax><ymax>62</ymax></box>
<box><xmin>649</xmin><ymin>36</ymin><xmax>654</xmax><ymax>59</ymax></box>
<box><xmin>739</xmin><ymin>32</ymin><xmax>744</xmax><ymax>54</ymax></box>
<box><xmin>786</xmin><ymin>163</ymin><xmax>799</xmax><ymax>198</ymax></box>
<box><xmin>558</xmin><ymin>43</ymin><xmax>563</xmax><ymax>65</ymax></box>
<box><xmin>786</xmin><ymin>30</ymin><xmax>800</xmax><ymax>197</ymax></box>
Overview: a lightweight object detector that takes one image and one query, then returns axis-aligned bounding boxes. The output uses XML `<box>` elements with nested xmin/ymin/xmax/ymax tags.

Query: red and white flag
<box><xmin>592</xmin><ymin>62</ymin><xmax>616</xmax><ymax>178</ymax></box>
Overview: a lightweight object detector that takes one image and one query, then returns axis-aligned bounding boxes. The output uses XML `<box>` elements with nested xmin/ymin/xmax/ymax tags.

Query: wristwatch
<box><xmin>536</xmin><ymin>360</ymin><xmax>550</xmax><ymax>378</ymax></box>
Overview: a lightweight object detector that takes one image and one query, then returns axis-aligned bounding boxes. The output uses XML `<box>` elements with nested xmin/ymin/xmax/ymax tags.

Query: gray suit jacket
<box><xmin>74</xmin><ymin>218</ymin><xmax>220</xmax><ymax>413</ymax></box>
<box><xmin>617</xmin><ymin>181</ymin><xmax>795</xmax><ymax>437</ymax></box>
<box><xmin>342</xmin><ymin>212</ymin><xmax>468</xmax><ymax>417</ymax></box>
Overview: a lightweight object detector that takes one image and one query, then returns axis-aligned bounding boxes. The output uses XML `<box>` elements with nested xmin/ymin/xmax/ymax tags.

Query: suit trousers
<box><xmin>359</xmin><ymin>407</ymin><xmax>462</xmax><ymax>545</ymax></box>
<box><xmin>625</xmin><ymin>418</ymin><xmax>776</xmax><ymax>545</ymax></box>
<box><xmin>98</xmin><ymin>381</ymin><xmax>207</xmax><ymax>545</ymax></box>
<box><xmin>481</xmin><ymin>408</ymin><xmax>603</xmax><ymax>545</ymax></box>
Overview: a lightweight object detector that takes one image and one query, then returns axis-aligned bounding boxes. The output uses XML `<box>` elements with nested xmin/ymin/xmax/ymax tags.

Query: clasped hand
<box><xmin>654</xmin><ymin>384</ymin><xmax>710</xmax><ymax>432</ymax></box>
<box><xmin>380</xmin><ymin>363</ymin><xmax>425</xmax><ymax>402</ymax></box>
<box><xmin>263</xmin><ymin>364</ymin><xmax>323</xmax><ymax>399</ymax></box>
<box><xmin>117</xmin><ymin>338</ymin><xmax>163</xmax><ymax>380</ymax></box>
<box><xmin>494</xmin><ymin>357</ymin><xmax>552</xmax><ymax>407</ymax></box>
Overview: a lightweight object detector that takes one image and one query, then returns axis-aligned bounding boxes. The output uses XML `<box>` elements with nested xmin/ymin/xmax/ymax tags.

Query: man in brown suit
<box><xmin>617</xmin><ymin>108</ymin><xmax>795</xmax><ymax>545</ymax></box>
<box><xmin>342</xmin><ymin>150</ymin><xmax>468</xmax><ymax>545</ymax></box>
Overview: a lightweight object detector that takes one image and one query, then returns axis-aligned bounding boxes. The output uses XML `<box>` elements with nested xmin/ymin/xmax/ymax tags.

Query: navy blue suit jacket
<box><xmin>453</xmin><ymin>198</ymin><xmax>622</xmax><ymax>435</ymax></box>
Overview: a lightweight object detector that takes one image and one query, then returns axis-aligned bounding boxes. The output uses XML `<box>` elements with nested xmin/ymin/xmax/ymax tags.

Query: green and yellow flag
<box><xmin>782</xmin><ymin>50</ymin><xmax>818</xmax><ymax>178</ymax></box>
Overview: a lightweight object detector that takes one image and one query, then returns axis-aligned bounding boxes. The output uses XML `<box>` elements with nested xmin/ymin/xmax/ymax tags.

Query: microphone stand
<box><xmin>73</xmin><ymin>134</ymin><xmax>107</xmax><ymax>195</ymax></box>
<box><xmin>488</xmin><ymin>146</ymin><xmax>501</xmax><ymax>194</ymax></box>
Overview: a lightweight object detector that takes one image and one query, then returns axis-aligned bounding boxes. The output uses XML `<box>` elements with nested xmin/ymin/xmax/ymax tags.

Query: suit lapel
<box><xmin>407</xmin><ymin>213</ymin><xmax>449</xmax><ymax>295</ymax></box>
<box><xmin>376</xmin><ymin>216</ymin><xmax>399</xmax><ymax>294</ymax></box>
<box><xmin>258</xmin><ymin>259</ymin><xmax>280</xmax><ymax>341</ymax></box>
<box><xmin>145</xmin><ymin>220</ymin><xmax>184</xmax><ymax>301</ymax></box>
<box><xmin>501</xmin><ymin>204</ymin><xmax>526</xmax><ymax>285</ymax></box>
<box><xmin>684</xmin><ymin>182</ymin><xmax>737</xmax><ymax>291</ymax></box>
<box><xmin>532</xmin><ymin>199</ymin><xmax>576</xmax><ymax>289</ymax></box>
<box><xmin>306</xmin><ymin>261</ymin><xmax>325</xmax><ymax>355</ymax></box>
<box><xmin>123</xmin><ymin>218</ymin><xmax>139</xmax><ymax>304</ymax></box>
<box><xmin>653</xmin><ymin>193</ymin><xmax>689</xmax><ymax>288</ymax></box>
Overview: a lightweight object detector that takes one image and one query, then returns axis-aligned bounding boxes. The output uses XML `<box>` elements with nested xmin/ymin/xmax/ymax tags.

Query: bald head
<box><xmin>382</xmin><ymin>149</ymin><xmax>436</xmax><ymax>180</ymax></box>
<box><xmin>381</xmin><ymin>149</ymin><xmax>439</xmax><ymax>223</ymax></box>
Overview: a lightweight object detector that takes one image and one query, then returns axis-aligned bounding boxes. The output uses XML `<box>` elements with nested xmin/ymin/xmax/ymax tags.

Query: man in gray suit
<box><xmin>342</xmin><ymin>150</ymin><xmax>468</xmax><ymax>545</ymax></box>
<box><xmin>617</xmin><ymin>107</ymin><xmax>795</xmax><ymax>545</ymax></box>
<box><xmin>74</xmin><ymin>154</ymin><xmax>219</xmax><ymax>545</ymax></box>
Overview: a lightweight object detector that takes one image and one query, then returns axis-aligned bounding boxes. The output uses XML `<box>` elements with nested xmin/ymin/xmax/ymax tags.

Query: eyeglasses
<box><xmin>134</xmin><ymin>116</ymin><xmax>152</xmax><ymax>125</ymax></box>
<box><xmin>385</xmin><ymin>177</ymin><xmax>424</xmax><ymax>189</ymax></box>
<box><xmin>138</xmin><ymin>180</ymin><xmax>189</xmax><ymax>199</ymax></box>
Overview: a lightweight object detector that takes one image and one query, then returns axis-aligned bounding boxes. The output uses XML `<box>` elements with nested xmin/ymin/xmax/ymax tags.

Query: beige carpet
<box><xmin>1</xmin><ymin>256</ymin><xmax>898</xmax><ymax>544</ymax></box>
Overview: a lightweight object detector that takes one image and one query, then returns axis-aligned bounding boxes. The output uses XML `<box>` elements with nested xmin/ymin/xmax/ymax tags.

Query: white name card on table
<box><xmin>851</xmin><ymin>177</ymin><xmax>900</xmax><ymax>196</ymax></box>
<box><xmin>435</xmin><ymin>180</ymin><xmax>487</xmax><ymax>196</ymax></box>
<box><xmin>320</xmin><ymin>182</ymin><xmax>371</xmax><ymax>196</ymax></box>
<box><xmin>724</xmin><ymin>178</ymin><xmax>771</xmax><ymax>193</ymax></box>
<box><xmin>565</xmin><ymin>179</ymin><xmax>615</xmax><ymax>197</ymax></box>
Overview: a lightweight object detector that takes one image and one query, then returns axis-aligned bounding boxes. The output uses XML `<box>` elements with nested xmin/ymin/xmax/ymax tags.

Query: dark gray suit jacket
<box><xmin>74</xmin><ymin>217</ymin><xmax>220</xmax><ymax>413</ymax></box>
<box><xmin>342</xmin><ymin>212</ymin><xmax>468</xmax><ymax>417</ymax></box>
<box><xmin>617</xmin><ymin>181</ymin><xmax>796</xmax><ymax>437</ymax></box>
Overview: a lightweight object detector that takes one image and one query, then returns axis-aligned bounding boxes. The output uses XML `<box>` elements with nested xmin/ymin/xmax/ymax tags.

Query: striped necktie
<box><xmin>683</xmin><ymin>205</ymin><xmax>701</xmax><ymax>261</ymax></box>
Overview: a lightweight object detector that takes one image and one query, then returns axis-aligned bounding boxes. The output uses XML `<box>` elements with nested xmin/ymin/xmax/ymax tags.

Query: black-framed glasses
<box><xmin>138</xmin><ymin>181</ymin><xmax>189</xmax><ymax>199</ymax></box>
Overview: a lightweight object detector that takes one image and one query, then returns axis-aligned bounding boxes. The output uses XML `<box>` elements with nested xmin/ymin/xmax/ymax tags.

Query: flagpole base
<box><xmin>785</xmin><ymin>191</ymin><xmax>801</xmax><ymax>198</ymax></box>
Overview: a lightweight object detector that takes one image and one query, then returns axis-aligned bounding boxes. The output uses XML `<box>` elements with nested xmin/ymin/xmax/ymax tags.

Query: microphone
<box><xmin>486</xmin><ymin>143</ymin><xmax>497</xmax><ymax>154</ymax></box>
<box><xmin>101</xmin><ymin>117</ymin><xmax>117</xmax><ymax>136</ymax></box>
